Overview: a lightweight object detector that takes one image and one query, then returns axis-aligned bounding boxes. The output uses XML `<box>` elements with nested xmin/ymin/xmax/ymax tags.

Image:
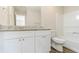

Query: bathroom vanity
<box><xmin>0</xmin><ymin>29</ymin><xmax>52</xmax><ymax>53</ymax></box>
<box><xmin>0</xmin><ymin>6</ymin><xmax>54</xmax><ymax>53</ymax></box>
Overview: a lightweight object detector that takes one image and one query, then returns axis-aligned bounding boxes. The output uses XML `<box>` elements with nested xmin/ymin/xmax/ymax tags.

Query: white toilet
<box><xmin>51</xmin><ymin>37</ymin><xmax>65</xmax><ymax>52</ymax></box>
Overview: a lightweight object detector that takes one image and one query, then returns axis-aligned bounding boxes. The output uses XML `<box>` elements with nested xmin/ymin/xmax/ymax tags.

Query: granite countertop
<box><xmin>0</xmin><ymin>25</ymin><xmax>52</xmax><ymax>31</ymax></box>
<box><xmin>0</xmin><ymin>28</ymin><xmax>51</xmax><ymax>31</ymax></box>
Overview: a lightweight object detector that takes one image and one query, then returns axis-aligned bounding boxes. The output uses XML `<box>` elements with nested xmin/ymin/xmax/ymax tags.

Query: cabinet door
<box><xmin>22</xmin><ymin>37</ymin><xmax>35</xmax><ymax>53</ymax></box>
<box><xmin>35</xmin><ymin>31</ymin><xmax>51</xmax><ymax>53</ymax></box>
<box><xmin>3</xmin><ymin>38</ymin><xmax>22</xmax><ymax>53</ymax></box>
<box><xmin>0</xmin><ymin>32</ymin><xmax>3</xmax><ymax>53</ymax></box>
<box><xmin>17</xmin><ymin>38</ymin><xmax>23</xmax><ymax>53</ymax></box>
<box><xmin>36</xmin><ymin>36</ymin><xmax>51</xmax><ymax>53</ymax></box>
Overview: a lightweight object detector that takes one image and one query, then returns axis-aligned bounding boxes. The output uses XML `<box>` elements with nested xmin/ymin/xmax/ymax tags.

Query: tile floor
<box><xmin>50</xmin><ymin>47</ymin><xmax>76</xmax><ymax>53</ymax></box>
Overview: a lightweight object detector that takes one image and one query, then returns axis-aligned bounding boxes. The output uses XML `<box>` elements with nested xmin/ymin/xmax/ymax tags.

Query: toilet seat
<box><xmin>52</xmin><ymin>37</ymin><xmax>65</xmax><ymax>44</ymax></box>
<box><xmin>51</xmin><ymin>37</ymin><xmax>66</xmax><ymax>52</ymax></box>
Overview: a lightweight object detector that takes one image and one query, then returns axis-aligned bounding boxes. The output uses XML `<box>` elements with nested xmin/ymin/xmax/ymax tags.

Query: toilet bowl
<box><xmin>53</xmin><ymin>37</ymin><xmax>65</xmax><ymax>44</ymax></box>
<box><xmin>51</xmin><ymin>37</ymin><xmax>66</xmax><ymax>52</ymax></box>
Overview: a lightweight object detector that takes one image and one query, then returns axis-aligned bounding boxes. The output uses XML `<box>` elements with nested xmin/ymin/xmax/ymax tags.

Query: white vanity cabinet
<box><xmin>3</xmin><ymin>37</ymin><xmax>35</xmax><ymax>53</ymax></box>
<box><xmin>1</xmin><ymin>31</ymin><xmax>51</xmax><ymax>53</ymax></box>
<box><xmin>2</xmin><ymin>31</ymin><xmax>34</xmax><ymax>53</ymax></box>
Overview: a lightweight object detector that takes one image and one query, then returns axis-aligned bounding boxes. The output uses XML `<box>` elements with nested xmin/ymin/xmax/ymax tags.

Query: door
<box><xmin>35</xmin><ymin>31</ymin><xmax>51</xmax><ymax>53</ymax></box>
<box><xmin>3</xmin><ymin>38</ymin><xmax>22</xmax><ymax>53</ymax></box>
<box><xmin>22</xmin><ymin>37</ymin><xmax>35</xmax><ymax>53</ymax></box>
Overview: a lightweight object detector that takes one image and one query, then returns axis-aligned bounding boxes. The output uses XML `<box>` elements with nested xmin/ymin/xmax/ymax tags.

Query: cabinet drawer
<box><xmin>17</xmin><ymin>31</ymin><xmax>34</xmax><ymax>37</ymax></box>
<box><xmin>2</xmin><ymin>31</ymin><xmax>34</xmax><ymax>39</ymax></box>
<box><xmin>35</xmin><ymin>31</ymin><xmax>51</xmax><ymax>36</ymax></box>
<box><xmin>3</xmin><ymin>32</ymin><xmax>18</xmax><ymax>39</ymax></box>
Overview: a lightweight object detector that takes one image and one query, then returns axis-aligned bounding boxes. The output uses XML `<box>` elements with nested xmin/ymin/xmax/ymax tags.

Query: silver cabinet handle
<box><xmin>23</xmin><ymin>39</ymin><xmax>24</xmax><ymax>41</ymax></box>
<box><xmin>19</xmin><ymin>39</ymin><xmax>24</xmax><ymax>41</ymax></box>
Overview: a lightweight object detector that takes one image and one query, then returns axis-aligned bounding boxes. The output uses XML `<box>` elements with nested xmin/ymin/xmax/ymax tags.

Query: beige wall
<box><xmin>64</xmin><ymin>6</ymin><xmax>79</xmax><ymax>14</ymax></box>
<box><xmin>55</xmin><ymin>7</ymin><xmax>64</xmax><ymax>36</ymax></box>
<box><xmin>41</xmin><ymin>7</ymin><xmax>56</xmax><ymax>30</ymax></box>
<box><xmin>0</xmin><ymin>6</ymin><xmax>14</xmax><ymax>26</ymax></box>
<box><xmin>0</xmin><ymin>6</ymin><xmax>9</xmax><ymax>26</ymax></box>
<box><xmin>41</xmin><ymin>6</ymin><xmax>64</xmax><ymax>36</ymax></box>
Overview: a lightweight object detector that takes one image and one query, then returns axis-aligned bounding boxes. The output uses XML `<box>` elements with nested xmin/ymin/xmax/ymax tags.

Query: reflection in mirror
<box><xmin>13</xmin><ymin>6</ymin><xmax>41</xmax><ymax>27</ymax></box>
<box><xmin>14</xmin><ymin>6</ymin><xmax>26</xmax><ymax>26</ymax></box>
<box><xmin>15</xmin><ymin>15</ymin><xmax>25</xmax><ymax>26</ymax></box>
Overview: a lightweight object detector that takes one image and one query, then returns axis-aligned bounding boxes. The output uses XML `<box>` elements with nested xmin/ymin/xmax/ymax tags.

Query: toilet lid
<box><xmin>53</xmin><ymin>37</ymin><xmax>65</xmax><ymax>42</ymax></box>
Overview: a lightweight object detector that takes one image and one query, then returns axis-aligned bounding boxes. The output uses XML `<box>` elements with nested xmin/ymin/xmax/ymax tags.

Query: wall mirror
<box><xmin>14</xmin><ymin>6</ymin><xmax>41</xmax><ymax>27</ymax></box>
<box><xmin>14</xmin><ymin>6</ymin><xmax>26</xmax><ymax>26</ymax></box>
